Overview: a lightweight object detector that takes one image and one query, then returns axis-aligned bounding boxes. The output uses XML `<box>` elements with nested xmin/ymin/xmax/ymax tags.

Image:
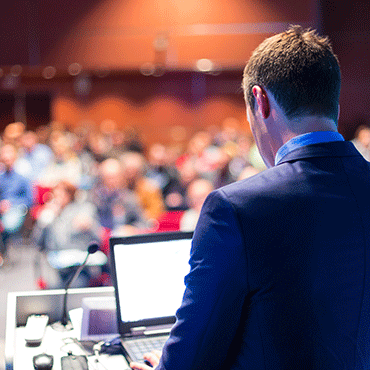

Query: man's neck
<box><xmin>285</xmin><ymin>116</ymin><xmax>338</xmax><ymax>140</ymax></box>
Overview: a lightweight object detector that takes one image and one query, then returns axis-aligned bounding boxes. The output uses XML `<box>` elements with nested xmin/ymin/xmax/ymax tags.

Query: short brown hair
<box><xmin>243</xmin><ymin>25</ymin><xmax>341</xmax><ymax>122</ymax></box>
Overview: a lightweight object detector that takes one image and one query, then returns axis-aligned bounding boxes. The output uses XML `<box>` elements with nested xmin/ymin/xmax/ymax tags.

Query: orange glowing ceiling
<box><xmin>40</xmin><ymin>0</ymin><xmax>319</xmax><ymax>71</ymax></box>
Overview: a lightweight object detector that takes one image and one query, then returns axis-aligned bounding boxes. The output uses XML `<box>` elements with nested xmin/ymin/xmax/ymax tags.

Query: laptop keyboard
<box><xmin>124</xmin><ymin>336</ymin><xmax>169</xmax><ymax>362</ymax></box>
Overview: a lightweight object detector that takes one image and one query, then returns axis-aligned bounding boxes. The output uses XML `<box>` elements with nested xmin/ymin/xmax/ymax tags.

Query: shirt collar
<box><xmin>275</xmin><ymin>131</ymin><xmax>345</xmax><ymax>165</ymax></box>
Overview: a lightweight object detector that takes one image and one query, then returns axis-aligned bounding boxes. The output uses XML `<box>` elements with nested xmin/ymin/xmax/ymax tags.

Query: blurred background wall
<box><xmin>0</xmin><ymin>0</ymin><xmax>368</xmax><ymax>144</ymax></box>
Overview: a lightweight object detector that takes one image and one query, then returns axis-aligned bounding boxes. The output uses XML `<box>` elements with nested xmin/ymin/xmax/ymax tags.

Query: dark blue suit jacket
<box><xmin>157</xmin><ymin>141</ymin><xmax>370</xmax><ymax>370</ymax></box>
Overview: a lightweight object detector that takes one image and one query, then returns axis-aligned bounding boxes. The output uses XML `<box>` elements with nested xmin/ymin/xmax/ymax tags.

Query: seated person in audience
<box><xmin>146</xmin><ymin>143</ymin><xmax>179</xmax><ymax>195</ymax></box>
<box><xmin>70</xmin><ymin>128</ymin><xmax>101</xmax><ymax>190</ymax></box>
<box><xmin>34</xmin><ymin>180</ymin><xmax>101</xmax><ymax>287</ymax></box>
<box><xmin>0</xmin><ymin>143</ymin><xmax>33</xmax><ymax>265</ymax></box>
<box><xmin>120</xmin><ymin>151</ymin><xmax>165</xmax><ymax>221</ymax></box>
<box><xmin>90</xmin><ymin>158</ymin><xmax>147</xmax><ymax>234</ymax></box>
<box><xmin>213</xmin><ymin>142</ymin><xmax>239</xmax><ymax>188</ymax></box>
<box><xmin>86</xmin><ymin>130</ymin><xmax>110</xmax><ymax>164</ymax></box>
<box><xmin>15</xmin><ymin>130</ymin><xmax>54</xmax><ymax>183</ymax></box>
<box><xmin>180</xmin><ymin>178</ymin><xmax>214</xmax><ymax>231</ymax></box>
<box><xmin>163</xmin><ymin>160</ymin><xmax>198</xmax><ymax>211</ymax></box>
<box><xmin>38</xmin><ymin>131</ymin><xmax>82</xmax><ymax>188</ymax></box>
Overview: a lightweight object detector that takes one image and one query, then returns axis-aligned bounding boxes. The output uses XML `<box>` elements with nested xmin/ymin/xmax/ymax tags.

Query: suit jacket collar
<box><xmin>276</xmin><ymin>141</ymin><xmax>362</xmax><ymax>165</ymax></box>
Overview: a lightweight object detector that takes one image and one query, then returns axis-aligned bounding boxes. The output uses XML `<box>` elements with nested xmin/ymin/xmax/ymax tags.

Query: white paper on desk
<box><xmin>69</xmin><ymin>307</ymin><xmax>83</xmax><ymax>340</ymax></box>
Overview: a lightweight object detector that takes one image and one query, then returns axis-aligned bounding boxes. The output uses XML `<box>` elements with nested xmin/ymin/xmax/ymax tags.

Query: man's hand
<box><xmin>130</xmin><ymin>350</ymin><xmax>161</xmax><ymax>370</ymax></box>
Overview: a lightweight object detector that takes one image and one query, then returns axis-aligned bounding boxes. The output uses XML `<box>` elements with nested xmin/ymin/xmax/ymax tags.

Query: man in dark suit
<box><xmin>131</xmin><ymin>25</ymin><xmax>370</xmax><ymax>370</ymax></box>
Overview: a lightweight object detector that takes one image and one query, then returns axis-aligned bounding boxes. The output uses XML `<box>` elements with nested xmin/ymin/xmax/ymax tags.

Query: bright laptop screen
<box><xmin>113</xmin><ymin>236</ymin><xmax>192</xmax><ymax>323</ymax></box>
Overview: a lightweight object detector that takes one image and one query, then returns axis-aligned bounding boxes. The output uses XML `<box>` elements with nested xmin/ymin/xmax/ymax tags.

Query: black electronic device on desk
<box><xmin>33</xmin><ymin>353</ymin><xmax>54</xmax><ymax>370</ymax></box>
<box><xmin>61</xmin><ymin>354</ymin><xmax>88</xmax><ymax>370</ymax></box>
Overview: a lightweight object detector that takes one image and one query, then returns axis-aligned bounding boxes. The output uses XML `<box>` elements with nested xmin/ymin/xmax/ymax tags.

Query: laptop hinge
<box><xmin>129</xmin><ymin>324</ymin><xmax>173</xmax><ymax>337</ymax></box>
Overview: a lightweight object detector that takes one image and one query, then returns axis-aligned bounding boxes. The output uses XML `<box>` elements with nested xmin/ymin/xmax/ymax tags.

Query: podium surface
<box><xmin>5</xmin><ymin>286</ymin><xmax>129</xmax><ymax>370</ymax></box>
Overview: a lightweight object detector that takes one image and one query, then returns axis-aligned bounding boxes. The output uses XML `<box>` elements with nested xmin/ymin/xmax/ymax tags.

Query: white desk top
<box><xmin>14</xmin><ymin>325</ymin><xmax>130</xmax><ymax>370</ymax></box>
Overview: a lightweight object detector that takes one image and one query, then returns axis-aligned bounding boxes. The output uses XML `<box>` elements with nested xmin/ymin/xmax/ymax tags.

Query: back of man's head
<box><xmin>243</xmin><ymin>25</ymin><xmax>341</xmax><ymax>123</ymax></box>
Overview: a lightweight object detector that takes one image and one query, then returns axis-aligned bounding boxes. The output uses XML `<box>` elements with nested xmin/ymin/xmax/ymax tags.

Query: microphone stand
<box><xmin>52</xmin><ymin>244</ymin><xmax>99</xmax><ymax>331</ymax></box>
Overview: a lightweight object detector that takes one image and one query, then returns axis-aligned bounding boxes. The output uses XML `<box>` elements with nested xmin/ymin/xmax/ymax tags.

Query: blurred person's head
<box><xmin>3</xmin><ymin>122</ymin><xmax>25</xmax><ymax>146</ymax></box>
<box><xmin>0</xmin><ymin>143</ymin><xmax>18</xmax><ymax>170</ymax></box>
<box><xmin>99</xmin><ymin>158</ymin><xmax>123</xmax><ymax>191</ymax></box>
<box><xmin>354</xmin><ymin>125</ymin><xmax>370</xmax><ymax>147</ymax></box>
<box><xmin>35</xmin><ymin>124</ymin><xmax>51</xmax><ymax>145</ymax></box>
<box><xmin>100</xmin><ymin>119</ymin><xmax>117</xmax><ymax>136</ymax></box>
<box><xmin>50</xmin><ymin>132</ymin><xmax>73</xmax><ymax>160</ymax></box>
<box><xmin>178</xmin><ymin>160</ymin><xmax>197</xmax><ymax>187</ymax></box>
<box><xmin>87</xmin><ymin>132</ymin><xmax>109</xmax><ymax>158</ymax></box>
<box><xmin>120</xmin><ymin>151</ymin><xmax>147</xmax><ymax>183</ymax></box>
<box><xmin>50</xmin><ymin>121</ymin><xmax>66</xmax><ymax>132</ymax></box>
<box><xmin>111</xmin><ymin>130</ymin><xmax>125</xmax><ymax>148</ymax></box>
<box><xmin>220</xmin><ymin>117</ymin><xmax>241</xmax><ymax>142</ymax></box>
<box><xmin>186</xmin><ymin>178</ymin><xmax>214</xmax><ymax>213</ymax></box>
<box><xmin>242</xmin><ymin>26</ymin><xmax>340</xmax><ymax>167</ymax></box>
<box><xmin>169</xmin><ymin>125</ymin><xmax>187</xmax><ymax>152</ymax></box>
<box><xmin>148</xmin><ymin>143</ymin><xmax>167</xmax><ymax>167</ymax></box>
<box><xmin>21</xmin><ymin>131</ymin><xmax>38</xmax><ymax>152</ymax></box>
<box><xmin>123</xmin><ymin>126</ymin><xmax>145</xmax><ymax>153</ymax></box>
<box><xmin>70</xmin><ymin>131</ymin><xmax>87</xmax><ymax>155</ymax></box>
<box><xmin>237</xmin><ymin>134</ymin><xmax>253</xmax><ymax>157</ymax></box>
<box><xmin>237</xmin><ymin>166</ymin><xmax>261</xmax><ymax>181</ymax></box>
<box><xmin>166</xmin><ymin>145</ymin><xmax>183</xmax><ymax>167</ymax></box>
<box><xmin>187</xmin><ymin>131</ymin><xmax>212</xmax><ymax>155</ymax></box>
<box><xmin>53</xmin><ymin>180</ymin><xmax>77</xmax><ymax>208</ymax></box>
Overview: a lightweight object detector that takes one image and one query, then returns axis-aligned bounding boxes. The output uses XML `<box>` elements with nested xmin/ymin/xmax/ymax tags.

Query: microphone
<box><xmin>52</xmin><ymin>243</ymin><xmax>99</xmax><ymax>331</ymax></box>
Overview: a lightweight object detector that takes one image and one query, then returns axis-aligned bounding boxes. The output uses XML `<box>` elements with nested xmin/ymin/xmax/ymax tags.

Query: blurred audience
<box><xmin>0</xmin><ymin>118</ymin><xmax>268</xmax><ymax>275</ymax></box>
<box><xmin>0</xmin><ymin>143</ymin><xmax>33</xmax><ymax>265</ymax></box>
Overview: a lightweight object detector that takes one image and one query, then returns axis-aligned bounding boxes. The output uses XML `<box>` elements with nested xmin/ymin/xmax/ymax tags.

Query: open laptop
<box><xmin>110</xmin><ymin>231</ymin><xmax>193</xmax><ymax>363</ymax></box>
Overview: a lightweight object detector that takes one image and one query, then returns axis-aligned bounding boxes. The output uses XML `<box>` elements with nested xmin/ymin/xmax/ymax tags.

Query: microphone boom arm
<box><xmin>59</xmin><ymin>243</ymin><xmax>99</xmax><ymax>327</ymax></box>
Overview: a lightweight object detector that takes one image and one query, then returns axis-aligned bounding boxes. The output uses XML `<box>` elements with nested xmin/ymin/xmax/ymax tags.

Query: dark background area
<box><xmin>0</xmin><ymin>0</ymin><xmax>368</xmax><ymax>141</ymax></box>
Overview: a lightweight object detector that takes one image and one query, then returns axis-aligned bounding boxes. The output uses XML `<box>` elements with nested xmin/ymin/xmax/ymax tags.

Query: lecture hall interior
<box><xmin>0</xmin><ymin>0</ymin><xmax>369</xmax><ymax>369</ymax></box>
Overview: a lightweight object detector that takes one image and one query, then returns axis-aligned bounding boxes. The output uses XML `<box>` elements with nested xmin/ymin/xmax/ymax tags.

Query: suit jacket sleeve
<box><xmin>157</xmin><ymin>189</ymin><xmax>249</xmax><ymax>370</ymax></box>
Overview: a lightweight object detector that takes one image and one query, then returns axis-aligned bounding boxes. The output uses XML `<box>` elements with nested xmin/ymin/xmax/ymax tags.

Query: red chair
<box><xmin>30</xmin><ymin>184</ymin><xmax>53</xmax><ymax>221</ymax></box>
<box><xmin>152</xmin><ymin>211</ymin><xmax>185</xmax><ymax>232</ymax></box>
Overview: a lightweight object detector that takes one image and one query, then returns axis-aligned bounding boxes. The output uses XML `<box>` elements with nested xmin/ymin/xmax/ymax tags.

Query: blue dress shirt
<box><xmin>275</xmin><ymin>131</ymin><xmax>345</xmax><ymax>166</ymax></box>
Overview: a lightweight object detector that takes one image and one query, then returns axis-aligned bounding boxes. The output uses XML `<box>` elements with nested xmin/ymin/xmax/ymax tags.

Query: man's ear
<box><xmin>252</xmin><ymin>85</ymin><xmax>270</xmax><ymax>119</ymax></box>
